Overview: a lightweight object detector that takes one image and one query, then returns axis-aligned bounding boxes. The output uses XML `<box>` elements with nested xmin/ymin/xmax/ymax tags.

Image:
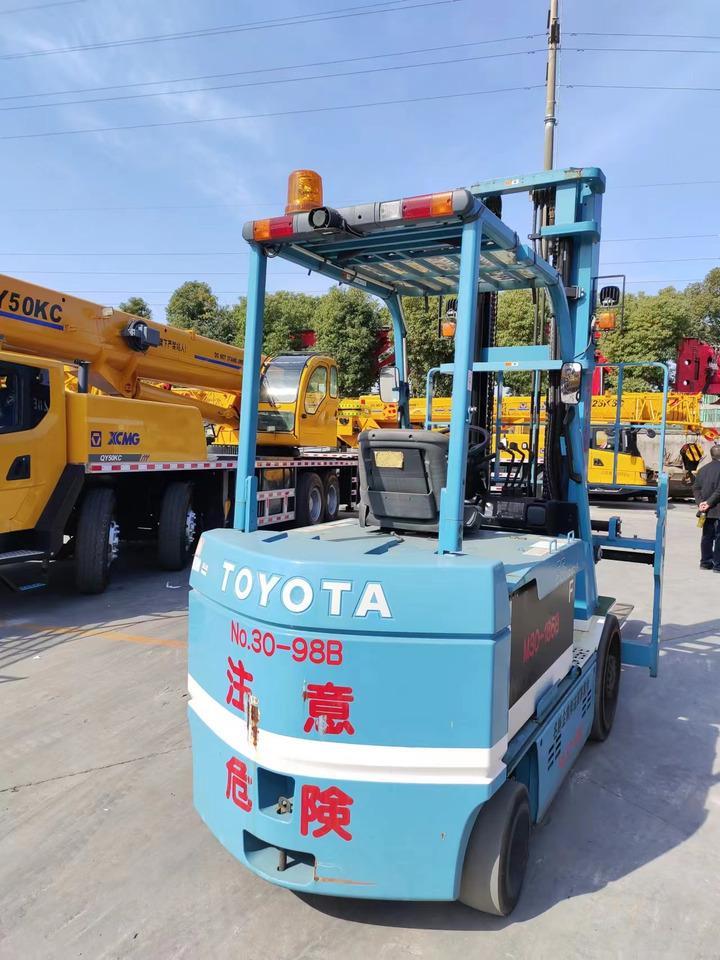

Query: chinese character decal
<box><xmin>225</xmin><ymin>756</ymin><xmax>252</xmax><ymax>812</ymax></box>
<box><xmin>303</xmin><ymin>681</ymin><xmax>355</xmax><ymax>735</ymax></box>
<box><xmin>226</xmin><ymin>656</ymin><xmax>253</xmax><ymax>713</ymax></box>
<box><xmin>300</xmin><ymin>784</ymin><xmax>353</xmax><ymax>841</ymax></box>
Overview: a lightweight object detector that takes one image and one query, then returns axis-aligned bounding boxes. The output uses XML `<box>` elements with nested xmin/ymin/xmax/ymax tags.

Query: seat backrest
<box><xmin>358</xmin><ymin>429</ymin><xmax>448</xmax><ymax>532</ymax></box>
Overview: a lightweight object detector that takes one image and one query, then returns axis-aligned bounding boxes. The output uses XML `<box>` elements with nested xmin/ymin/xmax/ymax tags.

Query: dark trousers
<box><xmin>701</xmin><ymin>517</ymin><xmax>720</xmax><ymax>568</ymax></box>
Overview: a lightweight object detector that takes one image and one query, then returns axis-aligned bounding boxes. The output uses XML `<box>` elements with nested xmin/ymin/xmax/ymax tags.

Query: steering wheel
<box><xmin>439</xmin><ymin>424</ymin><xmax>491</xmax><ymax>453</ymax></box>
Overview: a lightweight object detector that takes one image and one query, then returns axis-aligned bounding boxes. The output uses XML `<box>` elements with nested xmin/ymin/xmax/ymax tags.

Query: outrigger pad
<box><xmin>357</xmin><ymin>429</ymin><xmax>449</xmax><ymax>533</ymax></box>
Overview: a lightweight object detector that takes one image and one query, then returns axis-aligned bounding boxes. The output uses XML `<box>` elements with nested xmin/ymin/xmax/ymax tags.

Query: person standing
<box><xmin>693</xmin><ymin>444</ymin><xmax>720</xmax><ymax>571</ymax></box>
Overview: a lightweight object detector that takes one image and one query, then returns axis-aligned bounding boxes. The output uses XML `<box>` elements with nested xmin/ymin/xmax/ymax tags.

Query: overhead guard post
<box><xmin>387</xmin><ymin>294</ymin><xmax>410</xmax><ymax>429</ymax></box>
<box><xmin>234</xmin><ymin>244</ymin><xmax>266</xmax><ymax>531</ymax></box>
<box><xmin>438</xmin><ymin>213</ymin><xmax>483</xmax><ymax>554</ymax></box>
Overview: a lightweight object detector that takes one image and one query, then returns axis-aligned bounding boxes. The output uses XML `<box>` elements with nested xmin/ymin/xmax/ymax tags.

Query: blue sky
<box><xmin>0</xmin><ymin>0</ymin><xmax>717</xmax><ymax>319</ymax></box>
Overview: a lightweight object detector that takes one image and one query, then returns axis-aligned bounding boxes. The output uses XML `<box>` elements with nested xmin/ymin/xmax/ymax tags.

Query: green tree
<box><xmin>233</xmin><ymin>292</ymin><xmax>318</xmax><ymax>355</ymax></box>
<box><xmin>118</xmin><ymin>295</ymin><xmax>152</xmax><ymax>319</ymax></box>
<box><xmin>314</xmin><ymin>288</ymin><xmax>382</xmax><ymax>395</ymax></box>
<box><xmin>685</xmin><ymin>267</ymin><xmax>720</xmax><ymax>342</ymax></box>
<box><xmin>495</xmin><ymin>289</ymin><xmax>539</xmax><ymax>394</ymax></box>
<box><xmin>599</xmin><ymin>286</ymin><xmax>694</xmax><ymax>390</ymax></box>
<box><xmin>166</xmin><ymin>281</ymin><xmax>238</xmax><ymax>343</ymax></box>
<box><xmin>400</xmin><ymin>297</ymin><xmax>453</xmax><ymax>395</ymax></box>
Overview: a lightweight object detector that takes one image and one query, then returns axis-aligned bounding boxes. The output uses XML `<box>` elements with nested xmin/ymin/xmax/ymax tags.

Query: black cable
<box><xmin>562</xmin><ymin>82</ymin><xmax>720</xmax><ymax>92</ymax></box>
<box><xmin>563</xmin><ymin>45</ymin><xmax>720</xmax><ymax>55</ymax></box>
<box><xmin>0</xmin><ymin>84</ymin><xmax>544</xmax><ymax>141</ymax></box>
<box><xmin>0</xmin><ymin>0</ymin><xmax>83</xmax><ymax>11</ymax></box>
<box><xmin>0</xmin><ymin>34</ymin><xmax>545</xmax><ymax>102</ymax></box>
<box><xmin>0</xmin><ymin>0</ymin><xmax>465</xmax><ymax>61</ymax></box>
<box><xmin>0</xmin><ymin>49</ymin><xmax>545</xmax><ymax>113</ymax></box>
<box><xmin>569</xmin><ymin>31</ymin><xmax>720</xmax><ymax>41</ymax></box>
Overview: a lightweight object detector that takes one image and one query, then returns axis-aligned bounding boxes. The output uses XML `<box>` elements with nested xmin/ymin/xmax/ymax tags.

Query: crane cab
<box><xmin>257</xmin><ymin>354</ymin><xmax>339</xmax><ymax>449</ymax></box>
<box><xmin>0</xmin><ymin>351</ymin><xmax>66</xmax><ymax>541</ymax></box>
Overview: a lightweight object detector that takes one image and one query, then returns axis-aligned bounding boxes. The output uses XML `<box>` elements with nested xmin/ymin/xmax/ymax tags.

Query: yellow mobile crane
<box><xmin>337</xmin><ymin>393</ymin><xmax>650</xmax><ymax>492</ymax></box>
<box><xmin>0</xmin><ymin>275</ymin><xmax>353</xmax><ymax>592</ymax></box>
<box><xmin>338</xmin><ymin>391</ymin><xmax>712</xmax><ymax>498</ymax></box>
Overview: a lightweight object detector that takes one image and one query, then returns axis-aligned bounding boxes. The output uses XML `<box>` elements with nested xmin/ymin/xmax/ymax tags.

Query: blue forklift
<box><xmin>187</xmin><ymin>168</ymin><xmax>667</xmax><ymax>915</ymax></box>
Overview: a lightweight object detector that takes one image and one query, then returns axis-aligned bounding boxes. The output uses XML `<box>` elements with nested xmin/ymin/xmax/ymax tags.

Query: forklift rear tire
<box><xmin>294</xmin><ymin>472</ymin><xmax>324</xmax><ymax>526</ymax></box>
<box><xmin>323</xmin><ymin>473</ymin><xmax>340</xmax><ymax>523</ymax></box>
<box><xmin>459</xmin><ymin>780</ymin><xmax>530</xmax><ymax>916</ymax></box>
<box><xmin>158</xmin><ymin>481</ymin><xmax>198</xmax><ymax>570</ymax></box>
<box><xmin>75</xmin><ymin>487</ymin><xmax>119</xmax><ymax>594</ymax></box>
<box><xmin>590</xmin><ymin>614</ymin><xmax>622</xmax><ymax>742</ymax></box>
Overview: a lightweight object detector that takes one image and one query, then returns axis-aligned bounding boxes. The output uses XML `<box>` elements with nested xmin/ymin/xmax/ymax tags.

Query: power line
<box><xmin>563</xmin><ymin>82</ymin><xmax>720</xmax><ymax>92</ymax></box>
<box><xmin>614</xmin><ymin>180</ymin><xmax>720</xmax><ymax>189</ymax></box>
<box><xmin>5</xmin><ymin>233</ymin><xmax>719</xmax><ymax>253</ymax></box>
<box><xmin>1</xmin><ymin>252</ymin><xmax>247</xmax><ymax>256</ymax></box>
<box><xmin>0</xmin><ymin>0</ymin><xmax>84</xmax><ymax>12</ymax></box>
<box><xmin>563</xmin><ymin>45</ymin><xmax>720</xmax><ymax>55</ymax></box>
<box><xmin>2</xmin><ymin>186</ymin><xmax>719</xmax><ymax>214</ymax></box>
<box><xmin>603</xmin><ymin>233</ymin><xmax>720</xmax><ymax>242</ymax></box>
<box><xmin>624</xmin><ymin>279</ymin><xmax>702</xmax><ymax>285</ymax></box>
<box><xmin>3</xmin><ymin>270</ymin><xmax>301</xmax><ymax>276</ymax></box>
<box><xmin>0</xmin><ymin>84</ymin><xmax>544</xmax><ymax>141</ymax></box>
<box><xmin>0</xmin><ymin>49</ymin><xmax>544</xmax><ymax>113</ymax></box>
<box><xmin>0</xmin><ymin>35</ymin><xmax>543</xmax><ymax>103</ymax></box>
<box><xmin>0</xmin><ymin>0</ymin><xmax>463</xmax><ymax>61</ymax></box>
<box><xmin>569</xmin><ymin>31</ymin><xmax>720</xmax><ymax>41</ymax></box>
<box><xmin>603</xmin><ymin>257</ymin><xmax>720</xmax><ymax>265</ymax></box>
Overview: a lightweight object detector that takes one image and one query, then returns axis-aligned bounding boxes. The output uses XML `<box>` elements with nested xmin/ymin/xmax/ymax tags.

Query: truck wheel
<box><xmin>294</xmin><ymin>472</ymin><xmax>324</xmax><ymax>526</ymax></box>
<box><xmin>323</xmin><ymin>473</ymin><xmax>340</xmax><ymax>523</ymax></box>
<box><xmin>158</xmin><ymin>481</ymin><xmax>198</xmax><ymax>570</ymax></box>
<box><xmin>590</xmin><ymin>614</ymin><xmax>622</xmax><ymax>742</ymax></box>
<box><xmin>75</xmin><ymin>487</ymin><xmax>119</xmax><ymax>594</ymax></box>
<box><xmin>459</xmin><ymin>780</ymin><xmax>530</xmax><ymax>916</ymax></box>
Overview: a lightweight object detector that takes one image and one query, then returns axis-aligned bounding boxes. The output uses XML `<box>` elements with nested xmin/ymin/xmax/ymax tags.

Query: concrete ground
<box><xmin>0</xmin><ymin>501</ymin><xmax>718</xmax><ymax>960</ymax></box>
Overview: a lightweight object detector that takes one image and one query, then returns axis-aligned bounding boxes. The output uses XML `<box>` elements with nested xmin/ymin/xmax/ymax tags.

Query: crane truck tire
<box><xmin>459</xmin><ymin>779</ymin><xmax>531</xmax><ymax>916</ymax></box>
<box><xmin>590</xmin><ymin>614</ymin><xmax>622</xmax><ymax>742</ymax></box>
<box><xmin>294</xmin><ymin>472</ymin><xmax>324</xmax><ymax>526</ymax></box>
<box><xmin>74</xmin><ymin>487</ymin><xmax>119</xmax><ymax>594</ymax></box>
<box><xmin>158</xmin><ymin>481</ymin><xmax>198</xmax><ymax>571</ymax></box>
<box><xmin>323</xmin><ymin>472</ymin><xmax>340</xmax><ymax>523</ymax></box>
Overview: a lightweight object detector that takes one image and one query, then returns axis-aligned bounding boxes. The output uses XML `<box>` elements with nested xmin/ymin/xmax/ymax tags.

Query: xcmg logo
<box><xmin>109</xmin><ymin>431</ymin><xmax>141</xmax><ymax>446</ymax></box>
<box><xmin>89</xmin><ymin>430</ymin><xmax>141</xmax><ymax>447</ymax></box>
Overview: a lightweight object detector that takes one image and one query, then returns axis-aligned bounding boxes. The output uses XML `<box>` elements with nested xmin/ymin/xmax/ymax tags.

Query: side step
<box><xmin>0</xmin><ymin>549</ymin><xmax>49</xmax><ymax>592</ymax></box>
<box><xmin>0</xmin><ymin>548</ymin><xmax>47</xmax><ymax>567</ymax></box>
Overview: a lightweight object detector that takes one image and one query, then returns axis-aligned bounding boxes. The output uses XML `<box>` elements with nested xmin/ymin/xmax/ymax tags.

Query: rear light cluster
<box><xmin>252</xmin><ymin>216</ymin><xmax>294</xmax><ymax>242</ymax></box>
<box><xmin>378</xmin><ymin>191</ymin><xmax>454</xmax><ymax>223</ymax></box>
<box><xmin>402</xmin><ymin>192</ymin><xmax>454</xmax><ymax>219</ymax></box>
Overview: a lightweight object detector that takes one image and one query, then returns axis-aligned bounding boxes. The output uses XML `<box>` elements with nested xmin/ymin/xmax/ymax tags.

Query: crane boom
<box><xmin>0</xmin><ymin>274</ymin><xmax>247</xmax><ymax>398</ymax></box>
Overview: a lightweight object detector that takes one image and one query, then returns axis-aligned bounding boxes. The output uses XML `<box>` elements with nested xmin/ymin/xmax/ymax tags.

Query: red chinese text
<box><xmin>303</xmin><ymin>681</ymin><xmax>355</xmax><ymax>735</ymax></box>
<box><xmin>226</xmin><ymin>656</ymin><xmax>254</xmax><ymax>712</ymax></box>
<box><xmin>225</xmin><ymin>756</ymin><xmax>252</xmax><ymax>811</ymax></box>
<box><xmin>300</xmin><ymin>784</ymin><xmax>353</xmax><ymax>841</ymax></box>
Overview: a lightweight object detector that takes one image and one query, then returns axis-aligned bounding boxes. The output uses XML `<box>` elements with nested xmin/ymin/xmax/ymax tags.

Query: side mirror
<box><xmin>379</xmin><ymin>366</ymin><xmax>400</xmax><ymax>404</ymax></box>
<box><xmin>560</xmin><ymin>362</ymin><xmax>582</xmax><ymax>405</ymax></box>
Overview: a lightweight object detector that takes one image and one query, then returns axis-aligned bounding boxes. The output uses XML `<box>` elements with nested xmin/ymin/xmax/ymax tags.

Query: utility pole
<box><xmin>544</xmin><ymin>0</ymin><xmax>560</xmax><ymax>170</ymax></box>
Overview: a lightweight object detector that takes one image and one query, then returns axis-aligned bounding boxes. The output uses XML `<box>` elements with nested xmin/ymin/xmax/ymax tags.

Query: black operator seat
<box><xmin>358</xmin><ymin>429</ymin><xmax>482</xmax><ymax>533</ymax></box>
<box><xmin>358</xmin><ymin>429</ymin><xmax>446</xmax><ymax>532</ymax></box>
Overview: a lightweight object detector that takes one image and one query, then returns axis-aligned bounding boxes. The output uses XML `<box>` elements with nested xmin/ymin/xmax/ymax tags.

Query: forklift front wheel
<box><xmin>458</xmin><ymin>779</ymin><xmax>530</xmax><ymax>916</ymax></box>
<box><xmin>590</xmin><ymin>614</ymin><xmax>622</xmax><ymax>742</ymax></box>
